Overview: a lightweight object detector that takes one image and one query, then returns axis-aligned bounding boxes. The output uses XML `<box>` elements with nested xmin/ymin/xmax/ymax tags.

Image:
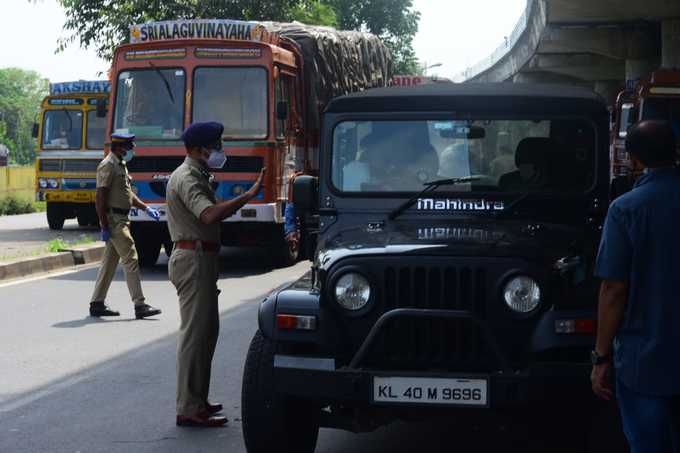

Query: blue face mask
<box><xmin>123</xmin><ymin>149</ymin><xmax>135</xmax><ymax>163</ymax></box>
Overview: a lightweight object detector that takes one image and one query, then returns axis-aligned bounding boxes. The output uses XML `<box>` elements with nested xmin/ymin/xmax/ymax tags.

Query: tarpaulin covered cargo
<box><xmin>265</xmin><ymin>22</ymin><xmax>393</xmax><ymax>127</ymax></box>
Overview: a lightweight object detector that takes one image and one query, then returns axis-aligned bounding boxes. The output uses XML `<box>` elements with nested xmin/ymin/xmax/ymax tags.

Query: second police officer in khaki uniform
<box><xmin>88</xmin><ymin>132</ymin><xmax>163</xmax><ymax>319</ymax></box>
<box><xmin>167</xmin><ymin>122</ymin><xmax>265</xmax><ymax>427</ymax></box>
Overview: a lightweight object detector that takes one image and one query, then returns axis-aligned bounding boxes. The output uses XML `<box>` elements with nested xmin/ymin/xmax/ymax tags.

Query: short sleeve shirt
<box><xmin>595</xmin><ymin>167</ymin><xmax>680</xmax><ymax>396</ymax></box>
<box><xmin>96</xmin><ymin>153</ymin><xmax>133</xmax><ymax>210</ymax></box>
<box><xmin>166</xmin><ymin>157</ymin><xmax>220</xmax><ymax>243</ymax></box>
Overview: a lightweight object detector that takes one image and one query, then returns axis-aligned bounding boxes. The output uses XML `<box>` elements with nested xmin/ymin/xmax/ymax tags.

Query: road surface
<box><xmin>0</xmin><ymin>212</ymin><xmax>98</xmax><ymax>261</ymax></box>
<box><xmin>0</xmin><ymin>249</ymin><xmax>615</xmax><ymax>452</ymax></box>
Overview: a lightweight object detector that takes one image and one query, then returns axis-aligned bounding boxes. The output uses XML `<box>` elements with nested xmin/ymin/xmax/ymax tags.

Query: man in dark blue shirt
<box><xmin>592</xmin><ymin>120</ymin><xmax>680</xmax><ymax>453</ymax></box>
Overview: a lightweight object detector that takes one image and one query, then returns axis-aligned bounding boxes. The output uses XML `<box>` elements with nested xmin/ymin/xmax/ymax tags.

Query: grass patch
<box><xmin>33</xmin><ymin>201</ymin><xmax>46</xmax><ymax>212</ymax></box>
<box><xmin>0</xmin><ymin>196</ymin><xmax>36</xmax><ymax>216</ymax></box>
<box><xmin>46</xmin><ymin>238</ymin><xmax>69</xmax><ymax>253</ymax></box>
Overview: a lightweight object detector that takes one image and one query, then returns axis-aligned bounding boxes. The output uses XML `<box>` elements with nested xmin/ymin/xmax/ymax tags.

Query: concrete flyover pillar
<box><xmin>625</xmin><ymin>59</ymin><xmax>658</xmax><ymax>82</ymax></box>
<box><xmin>593</xmin><ymin>81</ymin><xmax>623</xmax><ymax>108</ymax></box>
<box><xmin>662</xmin><ymin>19</ymin><xmax>680</xmax><ymax>69</ymax></box>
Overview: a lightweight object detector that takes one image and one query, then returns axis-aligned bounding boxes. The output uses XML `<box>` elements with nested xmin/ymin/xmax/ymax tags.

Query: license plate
<box><xmin>373</xmin><ymin>376</ymin><xmax>488</xmax><ymax>407</ymax></box>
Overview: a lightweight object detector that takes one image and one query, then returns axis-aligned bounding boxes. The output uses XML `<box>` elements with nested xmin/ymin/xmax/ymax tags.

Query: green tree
<box><xmin>323</xmin><ymin>0</ymin><xmax>420</xmax><ymax>74</ymax></box>
<box><xmin>56</xmin><ymin>0</ymin><xmax>419</xmax><ymax>71</ymax></box>
<box><xmin>0</xmin><ymin>68</ymin><xmax>48</xmax><ymax>165</ymax></box>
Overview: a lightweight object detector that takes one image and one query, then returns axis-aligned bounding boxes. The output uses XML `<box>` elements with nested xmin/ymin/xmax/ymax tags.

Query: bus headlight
<box><xmin>335</xmin><ymin>273</ymin><xmax>371</xmax><ymax>311</ymax></box>
<box><xmin>39</xmin><ymin>178</ymin><xmax>48</xmax><ymax>189</ymax></box>
<box><xmin>47</xmin><ymin>179</ymin><xmax>59</xmax><ymax>189</ymax></box>
<box><xmin>503</xmin><ymin>276</ymin><xmax>541</xmax><ymax>314</ymax></box>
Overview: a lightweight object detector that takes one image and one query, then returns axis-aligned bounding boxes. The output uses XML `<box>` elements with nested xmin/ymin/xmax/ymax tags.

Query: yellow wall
<box><xmin>0</xmin><ymin>166</ymin><xmax>35</xmax><ymax>201</ymax></box>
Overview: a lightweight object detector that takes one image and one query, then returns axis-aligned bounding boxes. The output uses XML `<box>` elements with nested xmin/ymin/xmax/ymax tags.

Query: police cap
<box><xmin>180</xmin><ymin>122</ymin><xmax>224</xmax><ymax>148</ymax></box>
<box><xmin>111</xmin><ymin>132</ymin><xmax>135</xmax><ymax>144</ymax></box>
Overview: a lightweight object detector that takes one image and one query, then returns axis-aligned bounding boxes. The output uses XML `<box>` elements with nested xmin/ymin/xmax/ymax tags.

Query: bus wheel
<box><xmin>46</xmin><ymin>204</ymin><xmax>65</xmax><ymax>230</ymax></box>
<box><xmin>137</xmin><ymin>239</ymin><xmax>161</xmax><ymax>268</ymax></box>
<box><xmin>164</xmin><ymin>241</ymin><xmax>173</xmax><ymax>258</ymax></box>
<box><xmin>77</xmin><ymin>214</ymin><xmax>88</xmax><ymax>227</ymax></box>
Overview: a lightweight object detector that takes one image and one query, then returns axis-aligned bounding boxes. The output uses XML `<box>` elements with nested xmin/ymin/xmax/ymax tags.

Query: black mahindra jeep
<box><xmin>242</xmin><ymin>83</ymin><xmax>612</xmax><ymax>452</ymax></box>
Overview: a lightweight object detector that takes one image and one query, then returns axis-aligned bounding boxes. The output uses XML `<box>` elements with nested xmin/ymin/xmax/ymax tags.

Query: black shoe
<box><xmin>89</xmin><ymin>301</ymin><xmax>120</xmax><ymax>317</ymax></box>
<box><xmin>135</xmin><ymin>304</ymin><xmax>162</xmax><ymax>319</ymax></box>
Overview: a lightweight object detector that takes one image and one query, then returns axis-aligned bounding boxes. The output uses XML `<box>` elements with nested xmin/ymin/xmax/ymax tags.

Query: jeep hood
<box><xmin>316</xmin><ymin>219</ymin><xmax>592</xmax><ymax>271</ymax></box>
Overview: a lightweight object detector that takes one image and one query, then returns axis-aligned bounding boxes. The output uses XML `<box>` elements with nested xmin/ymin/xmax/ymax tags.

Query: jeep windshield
<box><xmin>113</xmin><ymin>68</ymin><xmax>185</xmax><ymax>140</ymax></box>
<box><xmin>331</xmin><ymin>119</ymin><xmax>596</xmax><ymax>194</ymax></box>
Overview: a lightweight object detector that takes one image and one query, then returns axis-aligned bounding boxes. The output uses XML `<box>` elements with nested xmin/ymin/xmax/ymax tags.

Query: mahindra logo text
<box><xmin>417</xmin><ymin>198</ymin><xmax>505</xmax><ymax>211</ymax></box>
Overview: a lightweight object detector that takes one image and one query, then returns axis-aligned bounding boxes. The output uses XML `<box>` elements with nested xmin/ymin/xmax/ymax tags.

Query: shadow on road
<box><xmin>52</xmin><ymin>316</ymin><xmax>160</xmax><ymax>328</ymax></box>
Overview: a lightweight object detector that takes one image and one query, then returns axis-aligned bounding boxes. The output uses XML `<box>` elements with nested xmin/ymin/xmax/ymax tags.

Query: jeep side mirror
<box><xmin>276</xmin><ymin>101</ymin><xmax>288</xmax><ymax>121</ymax></box>
<box><xmin>32</xmin><ymin>123</ymin><xmax>39</xmax><ymax>138</ymax></box>
<box><xmin>96</xmin><ymin>98</ymin><xmax>108</xmax><ymax>118</ymax></box>
<box><xmin>293</xmin><ymin>175</ymin><xmax>318</xmax><ymax>214</ymax></box>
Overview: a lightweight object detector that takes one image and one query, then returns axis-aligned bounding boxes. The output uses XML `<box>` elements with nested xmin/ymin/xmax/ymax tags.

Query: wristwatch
<box><xmin>590</xmin><ymin>350</ymin><xmax>611</xmax><ymax>365</ymax></box>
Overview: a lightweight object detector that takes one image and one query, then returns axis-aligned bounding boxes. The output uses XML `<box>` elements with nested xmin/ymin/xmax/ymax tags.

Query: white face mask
<box><xmin>123</xmin><ymin>149</ymin><xmax>135</xmax><ymax>163</ymax></box>
<box><xmin>203</xmin><ymin>145</ymin><xmax>227</xmax><ymax>169</ymax></box>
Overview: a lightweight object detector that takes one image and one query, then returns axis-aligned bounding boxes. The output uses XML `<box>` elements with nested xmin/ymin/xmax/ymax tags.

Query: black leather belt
<box><xmin>108</xmin><ymin>207</ymin><xmax>130</xmax><ymax>215</ymax></box>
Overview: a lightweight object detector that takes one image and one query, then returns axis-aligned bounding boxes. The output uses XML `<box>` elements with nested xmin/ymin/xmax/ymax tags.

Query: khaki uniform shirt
<box><xmin>96</xmin><ymin>152</ymin><xmax>133</xmax><ymax>210</ymax></box>
<box><xmin>166</xmin><ymin>157</ymin><xmax>220</xmax><ymax>243</ymax></box>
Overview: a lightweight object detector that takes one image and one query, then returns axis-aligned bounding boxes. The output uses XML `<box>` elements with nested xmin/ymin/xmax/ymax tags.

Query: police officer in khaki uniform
<box><xmin>167</xmin><ymin>122</ymin><xmax>264</xmax><ymax>427</ymax></box>
<box><xmin>89</xmin><ymin>132</ymin><xmax>163</xmax><ymax>319</ymax></box>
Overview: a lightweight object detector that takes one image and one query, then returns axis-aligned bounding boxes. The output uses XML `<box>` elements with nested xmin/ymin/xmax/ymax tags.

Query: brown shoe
<box><xmin>176</xmin><ymin>412</ymin><xmax>228</xmax><ymax>427</ymax></box>
<box><xmin>205</xmin><ymin>402</ymin><xmax>223</xmax><ymax>415</ymax></box>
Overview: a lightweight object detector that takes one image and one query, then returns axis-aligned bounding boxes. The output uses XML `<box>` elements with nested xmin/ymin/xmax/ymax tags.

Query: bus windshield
<box><xmin>87</xmin><ymin>111</ymin><xmax>106</xmax><ymax>149</ymax></box>
<box><xmin>42</xmin><ymin>110</ymin><xmax>83</xmax><ymax>150</ymax></box>
<box><xmin>113</xmin><ymin>68</ymin><xmax>185</xmax><ymax>140</ymax></box>
<box><xmin>332</xmin><ymin>119</ymin><xmax>596</xmax><ymax>194</ymax></box>
<box><xmin>193</xmin><ymin>67</ymin><xmax>267</xmax><ymax>139</ymax></box>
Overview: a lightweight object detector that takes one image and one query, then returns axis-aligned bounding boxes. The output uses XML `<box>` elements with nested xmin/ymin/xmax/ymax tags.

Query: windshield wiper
<box><xmin>61</xmin><ymin>109</ymin><xmax>73</xmax><ymax>131</ymax></box>
<box><xmin>388</xmin><ymin>176</ymin><xmax>480</xmax><ymax>220</ymax></box>
<box><xmin>493</xmin><ymin>192</ymin><xmax>531</xmax><ymax>218</ymax></box>
<box><xmin>148</xmin><ymin>62</ymin><xmax>175</xmax><ymax>104</ymax></box>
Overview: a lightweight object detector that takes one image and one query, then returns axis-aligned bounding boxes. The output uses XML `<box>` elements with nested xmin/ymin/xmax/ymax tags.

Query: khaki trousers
<box><xmin>90</xmin><ymin>214</ymin><xmax>145</xmax><ymax>305</ymax></box>
<box><xmin>168</xmin><ymin>247</ymin><xmax>219</xmax><ymax>416</ymax></box>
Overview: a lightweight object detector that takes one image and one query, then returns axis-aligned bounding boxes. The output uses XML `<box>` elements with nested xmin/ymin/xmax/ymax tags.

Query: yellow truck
<box><xmin>34</xmin><ymin>80</ymin><xmax>110</xmax><ymax>229</ymax></box>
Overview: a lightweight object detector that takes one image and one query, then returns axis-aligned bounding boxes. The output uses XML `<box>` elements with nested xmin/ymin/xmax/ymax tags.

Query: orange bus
<box><xmin>107</xmin><ymin>19</ymin><xmax>390</xmax><ymax>266</ymax></box>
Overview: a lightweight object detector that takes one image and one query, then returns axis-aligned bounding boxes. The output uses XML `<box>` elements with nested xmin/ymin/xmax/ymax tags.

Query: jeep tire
<box><xmin>46</xmin><ymin>203</ymin><xmax>65</xmax><ymax>230</ymax></box>
<box><xmin>242</xmin><ymin>330</ymin><xmax>319</xmax><ymax>453</ymax></box>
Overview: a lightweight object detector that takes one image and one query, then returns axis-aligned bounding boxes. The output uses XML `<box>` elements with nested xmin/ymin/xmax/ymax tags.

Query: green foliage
<box><xmin>0</xmin><ymin>68</ymin><xmax>48</xmax><ymax>165</ymax></box>
<box><xmin>47</xmin><ymin>238</ymin><xmax>69</xmax><ymax>253</ymax></box>
<box><xmin>0</xmin><ymin>196</ymin><xmax>36</xmax><ymax>216</ymax></box>
<box><xmin>56</xmin><ymin>0</ymin><xmax>420</xmax><ymax>72</ymax></box>
<box><xmin>290</xmin><ymin>2</ymin><xmax>338</xmax><ymax>27</ymax></box>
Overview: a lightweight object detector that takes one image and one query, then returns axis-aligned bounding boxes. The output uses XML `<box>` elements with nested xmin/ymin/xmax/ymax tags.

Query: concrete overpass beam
<box><xmin>539</xmin><ymin>25</ymin><xmax>657</xmax><ymax>61</ymax></box>
<box><xmin>524</xmin><ymin>54</ymin><xmax>624</xmax><ymax>82</ymax></box>
<box><xmin>662</xmin><ymin>19</ymin><xmax>680</xmax><ymax>69</ymax></box>
<box><xmin>593</xmin><ymin>81</ymin><xmax>624</xmax><ymax>107</ymax></box>
<box><xmin>626</xmin><ymin>59</ymin><xmax>659</xmax><ymax>82</ymax></box>
<box><xmin>512</xmin><ymin>71</ymin><xmax>592</xmax><ymax>89</ymax></box>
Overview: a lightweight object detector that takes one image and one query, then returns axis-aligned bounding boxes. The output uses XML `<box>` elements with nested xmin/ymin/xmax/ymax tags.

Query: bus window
<box><xmin>87</xmin><ymin>110</ymin><xmax>106</xmax><ymax>149</ymax></box>
<box><xmin>193</xmin><ymin>67</ymin><xmax>267</xmax><ymax>139</ymax></box>
<box><xmin>42</xmin><ymin>110</ymin><xmax>83</xmax><ymax>149</ymax></box>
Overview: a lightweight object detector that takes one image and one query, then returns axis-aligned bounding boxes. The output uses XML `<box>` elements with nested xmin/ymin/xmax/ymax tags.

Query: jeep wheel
<box><xmin>46</xmin><ymin>204</ymin><xmax>65</xmax><ymax>230</ymax></box>
<box><xmin>584</xmin><ymin>401</ymin><xmax>629</xmax><ymax>453</ymax></box>
<box><xmin>242</xmin><ymin>330</ymin><xmax>319</xmax><ymax>453</ymax></box>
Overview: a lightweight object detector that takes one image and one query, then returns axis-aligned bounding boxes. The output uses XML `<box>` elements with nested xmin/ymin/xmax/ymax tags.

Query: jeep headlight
<box><xmin>503</xmin><ymin>276</ymin><xmax>541</xmax><ymax>314</ymax></box>
<box><xmin>335</xmin><ymin>273</ymin><xmax>371</xmax><ymax>311</ymax></box>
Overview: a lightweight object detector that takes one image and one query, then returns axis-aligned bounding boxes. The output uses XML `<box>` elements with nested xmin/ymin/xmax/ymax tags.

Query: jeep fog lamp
<box><xmin>335</xmin><ymin>273</ymin><xmax>371</xmax><ymax>311</ymax></box>
<box><xmin>503</xmin><ymin>276</ymin><xmax>541</xmax><ymax>314</ymax></box>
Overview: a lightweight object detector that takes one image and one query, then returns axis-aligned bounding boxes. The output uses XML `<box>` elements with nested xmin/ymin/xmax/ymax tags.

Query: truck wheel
<box><xmin>135</xmin><ymin>237</ymin><xmax>161</xmax><ymax>268</ymax></box>
<box><xmin>46</xmin><ymin>204</ymin><xmax>65</xmax><ymax>230</ymax></box>
<box><xmin>242</xmin><ymin>330</ymin><xmax>319</xmax><ymax>453</ymax></box>
<box><xmin>77</xmin><ymin>214</ymin><xmax>88</xmax><ymax>227</ymax></box>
